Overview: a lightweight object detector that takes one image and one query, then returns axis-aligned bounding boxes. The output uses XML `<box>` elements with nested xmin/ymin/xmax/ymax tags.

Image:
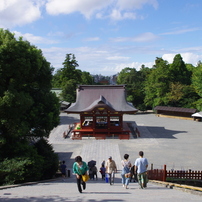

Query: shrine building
<box><xmin>65</xmin><ymin>85</ymin><xmax>138</xmax><ymax>140</ymax></box>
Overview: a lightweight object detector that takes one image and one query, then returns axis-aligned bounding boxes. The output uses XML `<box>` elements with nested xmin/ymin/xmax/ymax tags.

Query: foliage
<box><xmin>117</xmin><ymin>66</ymin><xmax>151</xmax><ymax>110</ymax></box>
<box><xmin>0</xmin><ymin>138</ymin><xmax>58</xmax><ymax>185</ymax></box>
<box><xmin>169</xmin><ymin>54</ymin><xmax>192</xmax><ymax>85</ymax></box>
<box><xmin>0</xmin><ymin>144</ymin><xmax>44</xmax><ymax>185</ymax></box>
<box><xmin>81</xmin><ymin>71</ymin><xmax>94</xmax><ymax>85</ymax></box>
<box><xmin>52</xmin><ymin>53</ymin><xmax>80</xmax><ymax>88</ymax></box>
<box><xmin>0</xmin><ymin>29</ymin><xmax>60</xmax><ymax>184</ymax></box>
<box><xmin>0</xmin><ymin>158</ymin><xmax>31</xmax><ymax>185</ymax></box>
<box><xmin>192</xmin><ymin>63</ymin><xmax>202</xmax><ymax>97</ymax></box>
<box><xmin>144</xmin><ymin>58</ymin><xmax>170</xmax><ymax>107</ymax></box>
<box><xmin>117</xmin><ymin>55</ymin><xmax>201</xmax><ymax>111</ymax></box>
<box><xmin>34</xmin><ymin>138</ymin><xmax>59</xmax><ymax>180</ymax></box>
<box><xmin>61</xmin><ymin>79</ymin><xmax>78</xmax><ymax>102</ymax></box>
<box><xmin>52</xmin><ymin>54</ymin><xmax>93</xmax><ymax>102</ymax></box>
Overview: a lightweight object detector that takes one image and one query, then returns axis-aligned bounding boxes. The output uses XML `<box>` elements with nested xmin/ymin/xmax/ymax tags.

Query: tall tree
<box><xmin>116</xmin><ymin>67</ymin><xmax>151</xmax><ymax>110</ymax></box>
<box><xmin>144</xmin><ymin>58</ymin><xmax>170</xmax><ymax>107</ymax></box>
<box><xmin>0</xmin><ymin>29</ymin><xmax>60</xmax><ymax>183</ymax></box>
<box><xmin>52</xmin><ymin>54</ymin><xmax>94</xmax><ymax>102</ymax></box>
<box><xmin>169</xmin><ymin>54</ymin><xmax>192</xmax><ymax>85</ymax></box>
<box><xmin>52</xmin><ymin>53</ymin><xmax>82</xmax><ymax>88</ymax></box>
<box><xmin>192</xmin><ymin>62</ymin><xmax>202</xmax><ymax>110</ymax></box>
<box><xmin>81</xmin><ymin>71</ymin><xmax>94</xmax><ymax>85</ymax></box>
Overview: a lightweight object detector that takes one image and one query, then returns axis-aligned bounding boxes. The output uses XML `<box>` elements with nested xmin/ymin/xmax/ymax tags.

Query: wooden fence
<box><xmin>147</xmin><ymin>165</ymin><xmax>202</xmax><ymax>182</ymax></box>
<box><xmin>167</xmin><ymin>170</ymin><xmax>202</xmax><ymax>180</ymax></box>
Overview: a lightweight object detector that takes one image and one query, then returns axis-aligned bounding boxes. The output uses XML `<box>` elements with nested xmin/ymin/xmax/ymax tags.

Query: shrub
<box><xmin>0</xmin><ymin>158</ymin><xmax>31</xmax><ymax>185</ymax></box>
<box><xmin>34</xmin><ymin>138</ymin><xmax>59</xmax><ymax>180</ymax></box>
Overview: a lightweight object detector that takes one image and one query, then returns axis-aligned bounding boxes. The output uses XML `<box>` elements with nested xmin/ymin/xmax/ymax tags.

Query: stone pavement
<box><xmin>49</xmin><ymin>112</ymin><xmax>202</xmax><ymax>171</ymax></box>
<box><xmin>1</xmin><ymin>112</ymin><xmax>202</xmax><ymax>201</ymax></box>
<box><xmin>1</xmin><ymin>176</ymin><xmax>202</xmax><ymax>201</ymax></box>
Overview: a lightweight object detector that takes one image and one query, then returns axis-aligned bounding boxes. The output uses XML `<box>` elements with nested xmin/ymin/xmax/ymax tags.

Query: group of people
<box><xmin>72</xmin><ymin>151</ymin><xmax>148</xmax><ymax>193</ymax></box>
<box><xmin>121</xmin><ymin>151</ymin><xmax>148</xmax><ymax>189</ymax></box>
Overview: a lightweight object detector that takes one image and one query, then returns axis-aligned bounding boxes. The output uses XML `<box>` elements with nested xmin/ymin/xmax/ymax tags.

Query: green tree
<box><xmin>169</xmin><ymin>54</ymin><xmax>192</xmax><ymax>85</ymax></box>
<box><xmin>192</xmin><ymin>62</ymin><xmax>202</xmax><ymax>110</ymax></box>
<box><xmin>81</xmin><ymin>71</ymin><xmax>94</xmax><ymax>85</ymax></box>
<box><xmin>52</xmin><ymin>53</ymin><xmax>82</xmax><ymax>88</ymax></box>
<box><xmin>144</xmin><ymin>58</ymin><xmax>170</xmax><ymax>108</ymax></box>
<box><xmin>192</xmin><ymin>62</ymin><xmax>202</xmax><ymax>97</ymax></box>
<box><xmin>61</xmin><ymin>79</ymin><xmax>78</xmax><ymax>102</ymax></box>
<box><xmin>52</xmin><ymin>54</ymin><xmax>94</xmax><ymax>102</ymax></box>
<box><xmin>117</xmin><ymin>67</ymin><xmax>133</xmax><ymax>84</ymax></box>
<box><xmin>117</xmin><ymin>66</ymin><xmax>151</xmax><ymax>110</ymax></box>
<box><xmin>0</xmin><ymin>29</ymin><xmax>60</xmax><ymax>184</ymax></box>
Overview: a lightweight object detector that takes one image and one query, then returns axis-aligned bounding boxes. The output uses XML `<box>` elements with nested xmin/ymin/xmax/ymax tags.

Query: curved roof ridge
<box><xmin>83</xmin><ymin>95</ymin><xmax>115</xmax><ymax>111</ymax></box>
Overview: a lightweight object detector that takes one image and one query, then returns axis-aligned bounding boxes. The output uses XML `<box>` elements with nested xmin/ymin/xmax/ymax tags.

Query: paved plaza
<box><xmin>49</xmin><ymin>112</ymin><xmax>202</xmax><ymax>171</ymax></box>
<box><xmin>1</xmin><ymin>112</ymin><xmax>202</xmax><ymax>201</ymax></box>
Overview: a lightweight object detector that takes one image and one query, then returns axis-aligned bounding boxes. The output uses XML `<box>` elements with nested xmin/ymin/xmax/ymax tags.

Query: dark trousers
<box><xmin>76</xmin><ymin>175</ymin><xmax>86</xmax><ymax>193</ymax></box>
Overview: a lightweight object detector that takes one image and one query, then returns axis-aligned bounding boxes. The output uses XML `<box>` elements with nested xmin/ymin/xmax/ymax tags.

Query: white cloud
<box><xmin>84</xmin><ymin>37</ymin><xmax>100</xmax><ymax>42</ymax></box>
<box><xmin>45</xmin><ymin>0</ymin><xmax>112</xmax><ymax>19</ymax></box>
<box><xmin>111</xmin><ymin>32</ymin><xmax>158</xmax><ymax>43</ymax></box>
<box><xmin>116</xmin><ymin>0</ymin><xmax>158</xmax><ymax>10</ymax></box>
<box><xmin>0</xmin><ymin>0</ymin><xmax>158</xmax><ymax>28</ymax></box>
<box><xmin>106</xmin><ymin>56</ymin><xmax>130</xmax><ymax>61</ymax></box>
<box><xmin>100</xmin><ymin>61</ymin><xmax>154</xmax><ymax>75</ymax></box>
<box><xmin>45</xmin><ymin>0</ymin><xmax>158</xmax><ymax>20</ymax></box>
<box><xmin>41</xmin><ymin>45</ymin><xmax>156</xmax><ymax>76</ymax></box>
<box><xmin>13</xmin><ymin>31</ymin><xmax>58</xmax><ymax>44</ymax></box>
<box><xmin>0</xmin><ymin>0</ymin><xmax>42</xmax><ymax>28</ymax></box>
<box><xmin>110</xmin><ymin>9</ymin><xmax>137</xmax><ymax>20</ymax></box>
<box><xmin>161</xmin><ymin>27</ymin><xmax>200</xmax><ymax>35</ymax></box>
<box><xmin>132</xmin><ymin>32</ymin><xmax>159</xmax><ymax>42</ymax></box>
<box><xmin>162</xmin><ymin>52</ymin><xmax>202</xmax><ymax>65</ymax></box>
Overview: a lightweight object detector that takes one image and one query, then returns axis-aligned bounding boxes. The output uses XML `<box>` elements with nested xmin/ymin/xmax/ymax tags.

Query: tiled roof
<box><xmin>65</xmin><ymin>85</ymin><xmax>138</xmax><ymax>114</ymax></box>
<box><xmin>154</xmin><ymin>106</ymin><xmax>196</xmax><ymax>113</ymax></box>
<box><xmin>192</xmin><ymin>112</ymin><xmax>202</xmax><ymax>117</ymax></box>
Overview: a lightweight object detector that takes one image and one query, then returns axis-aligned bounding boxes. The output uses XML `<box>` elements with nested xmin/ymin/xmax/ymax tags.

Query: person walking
<box><xmin>73</xmin><ymin>156</ymin><xmax>88</xmax><ymax>193</ymax></box>
<box><xmin>134</xmin><ymin>151</ymin><xmax>148</xmax><ymax>189</ymax></box>
<box><xmin>121</xmin><ymin>154</ymin><xmax>132</xmax><ymax>189</ymax></box>
<box><xmin>60</xmin><ymin>160</ymin><xmax>67</xmax><ymax>181</ymax></box>
<box><xmin>99</xmin><ymin>164</ymin><xmax>106</xmax><ymax>180</ymax></box>
<box><xmin>92</xmin><ymin>165</ymin><xmax>98</xmax><ymax>180</ymax></box>
<box><xmin>105</xmin><ymin>156</ymin><xmax>117</xmax><ymax>185</ymax></box>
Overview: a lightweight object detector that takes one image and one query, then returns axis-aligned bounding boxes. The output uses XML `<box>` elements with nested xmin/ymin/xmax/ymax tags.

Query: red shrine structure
<box><xmin>65</xmin><ymin>85</ymin><xmax>138</xmax><ymax>140</ymax></box>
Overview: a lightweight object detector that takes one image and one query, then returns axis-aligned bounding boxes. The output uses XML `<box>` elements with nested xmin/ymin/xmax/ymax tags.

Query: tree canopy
<box><xmin>117</xmin><ymin>54</ymin><xmax>201</xmax><ymax>111</ymax></box>
<box><xmin>52</xmin><ymin>53</ymin><xmax>93</xmax><ymax>102</ymax></box>
<box><xmin>0</xmin><ymin>29</ymin><xmax>60</xmax><ymax>185</ymax></box>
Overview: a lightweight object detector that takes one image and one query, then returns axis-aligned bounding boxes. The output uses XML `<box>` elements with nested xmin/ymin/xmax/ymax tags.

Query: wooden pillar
<box><xmin>151</xmin><ymin>163</ymin><xmax>153</xmax><ymax>170</ymax></box>
<box><xmin>163</xmin><ymin>164</ymin><xmax>167</xmax><ymax>182</ymax></box>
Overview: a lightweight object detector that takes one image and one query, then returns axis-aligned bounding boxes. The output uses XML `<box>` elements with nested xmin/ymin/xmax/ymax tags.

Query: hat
<box><xmin>109</xmin><ymin>156</ymin><xmax>112</xmax><ymax>159</ymax></box>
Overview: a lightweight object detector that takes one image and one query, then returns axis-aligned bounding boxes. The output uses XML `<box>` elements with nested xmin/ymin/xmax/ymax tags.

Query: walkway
<box><xmin>1</xmin><ymin>112</ymin><xmax>202</xmax><ymax>201</ymax></box>
<box><xmin>0</xmin><ymin>176</ymin><xmax>202</xmax><ymax>201</ymax></box>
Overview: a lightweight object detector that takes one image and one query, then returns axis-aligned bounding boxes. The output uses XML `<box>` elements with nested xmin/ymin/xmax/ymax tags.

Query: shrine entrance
<box><xmin>65</xmin><ymin>85</ymin><xmax>138</xmax><ymax>140</ymax></box>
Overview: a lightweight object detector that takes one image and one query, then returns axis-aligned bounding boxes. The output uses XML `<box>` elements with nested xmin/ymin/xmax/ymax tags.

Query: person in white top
<box><xmin>134</xmin><ymin>151</ymin><xmax>148</xmax><ymax>189</ymax></box>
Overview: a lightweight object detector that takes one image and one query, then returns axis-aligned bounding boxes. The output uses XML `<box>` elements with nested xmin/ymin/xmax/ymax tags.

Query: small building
<box><xmin>192</xmin><ymin>112</ymin><xmax>202</xmax><ymax>122</ymax></box>
<box><xmin>154</xmin><ymin>106</ymin><xmax>196</xmax><ymax>119</ymax></box>
<box><xmin>60</xmin><ymin>101</ymin><xmax>71</xmax><ymax>111</ymax></box>
<box><xmin>51</xmin><ymin>88</ymin><xmax>62</xmax><ymax>98</ymax></box>
<box><xmin>65</xmin><ymin>85</ymin><xmax>138</xmax><ymax>139</ymax></box>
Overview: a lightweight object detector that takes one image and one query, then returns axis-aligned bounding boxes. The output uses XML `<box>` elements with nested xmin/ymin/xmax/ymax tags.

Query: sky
<box><xmin>1</xmin><ymin>0</ymin><xmax>202</xmax><ymax>76</ymax></box>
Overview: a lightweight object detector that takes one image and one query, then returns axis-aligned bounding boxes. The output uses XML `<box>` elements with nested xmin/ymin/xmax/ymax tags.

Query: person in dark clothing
<box><xmin>100</xmin><ymin>164</ymin><xmax>106</xmax><ymax>180</ymax></box>
<box><xmin>130</xmin><ymin>165</ymin><xmax>137</xmax><ymax>182</ymax></box>
<box><xmin>60</xmin><ymin>161</ymin><xmax>67</xmax><ymax>180</ymax></box>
